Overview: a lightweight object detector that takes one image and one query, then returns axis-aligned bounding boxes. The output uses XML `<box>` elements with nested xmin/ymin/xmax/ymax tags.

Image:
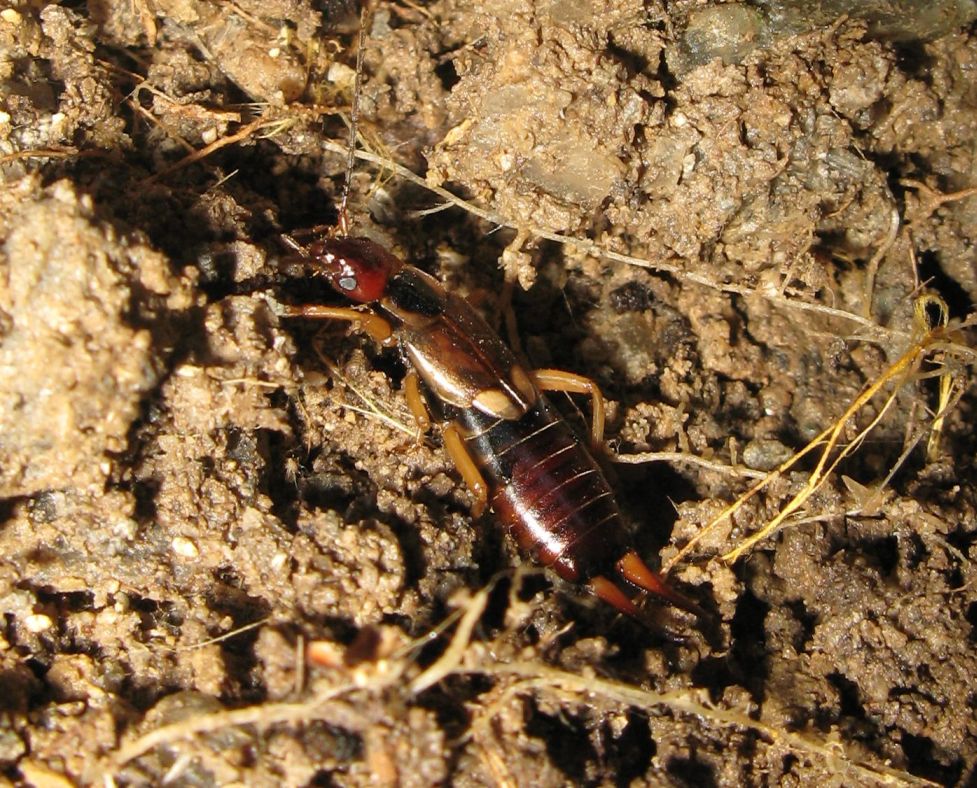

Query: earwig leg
<box><xmin>617</xmin><ymin>551</ymin><xmax>705</xmax><ymax>618</ymax></box>
<box><xmin>442</xmin><ymin>424</ymin><xmax>489</xmax><ymax>518</ymax></box>
<box><xmin>281</xmin><ymin>304</ymin><xmax>394</xmax><ymax>345</ymax></box>
<box><xmin>280</xmin><ymin>233</ymin><xmax>308</xmax><ymax>256</ymax></box>
<box><xmin>589</xmin><ymin>576</ymin><xmax>640</xmax><ymax>617</ymax></box>
<box><xmin>403</xmin><ymin>371</ymin><xmax>431</xmax><ymax>437</ymax></box>
<box><xmin>533</xmin><ymin>368</ymin><xmax>606</xmax><ymax>449</ymax></box>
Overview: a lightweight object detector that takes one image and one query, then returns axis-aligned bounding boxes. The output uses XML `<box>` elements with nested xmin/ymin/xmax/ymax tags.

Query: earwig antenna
<box><xmin>337</xmin><ymin>8</ymin><xmax>368</xmax><ymax>237</ymax></box>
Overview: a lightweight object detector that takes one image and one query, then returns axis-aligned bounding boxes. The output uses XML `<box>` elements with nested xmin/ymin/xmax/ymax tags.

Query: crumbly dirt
<box><xmin>1</xmin><ymin>1</ymin><xmax>976</xmax><ymax>786</ymax></box>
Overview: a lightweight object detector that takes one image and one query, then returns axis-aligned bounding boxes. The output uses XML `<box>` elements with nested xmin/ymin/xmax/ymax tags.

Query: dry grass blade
<box><xmin>722</xmin><ymin>370</ymin><xmax>904</xmax><ymax>563</ymax></box>
<box><xmin>144</xmin><ymin>116</ymin><xmax>280</xmax><ymax>182</ymax></box>
<box><xmin>666</xmin><ymin>295</ymin><xmax>974</xmax><ymax>570</ymax></box>
<box><xmin>612</xmin><ymin>449</ymin><xmax>766</xmax><ymax>480</ymax></box>
<box><xmin>926</xmin><ymin>299</ymin><xmax>960</xmax><ymax>460</ymax></box>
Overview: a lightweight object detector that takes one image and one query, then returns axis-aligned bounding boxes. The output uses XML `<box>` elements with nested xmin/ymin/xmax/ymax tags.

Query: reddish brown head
<box><xmin>306</xmin><ymin>237</ymin><xmax>404</xmax><ymax>303</ymax></box>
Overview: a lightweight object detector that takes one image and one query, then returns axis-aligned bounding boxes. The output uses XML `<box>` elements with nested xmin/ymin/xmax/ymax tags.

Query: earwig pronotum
<box><xmin>277</xmin><ymin>16</ymin><xmax>703</xmax><ymax>622</ymax></box>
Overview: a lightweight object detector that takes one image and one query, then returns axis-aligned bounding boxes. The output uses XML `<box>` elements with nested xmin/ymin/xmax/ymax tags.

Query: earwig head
<box><xmin>306</xmin><ymin>237</ymin><xmax>404</xmax><ymax>303</ymax></box>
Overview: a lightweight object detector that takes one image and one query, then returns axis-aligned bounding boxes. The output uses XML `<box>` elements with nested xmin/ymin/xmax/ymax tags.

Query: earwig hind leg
<box><xmin>281</xmin><ymin>304</ymin><xmax>394</xmax><ymax>346</ymax></box>
<box><xmin>403</xmin><ymin>371</ymin><xmax>432</xmax><ymax>438</ymax></box>
<box><xmin>617</xmin><ymin>551</ymin><xmax>706</xmax><ymax>619</ymax></box>
<box><xmin>533</xmin><ymin>368</ymin><xmax>606</xmax><ymax>449</ymax></box>
<box><xmin>442</xmin><ymin>424</ymin><xmax>489</xmax><ymax>518</ymax></box>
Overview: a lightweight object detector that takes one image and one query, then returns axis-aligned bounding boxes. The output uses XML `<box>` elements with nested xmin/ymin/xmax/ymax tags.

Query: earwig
<box><xmin>278</xmin><ymin>12</ymin><xmax>701</xmax><ymax>621</ymax></box>
<box><xmin>279</xmin><ymin>235</ymin><xmax>703</xmax><ymax>621</ymax></box>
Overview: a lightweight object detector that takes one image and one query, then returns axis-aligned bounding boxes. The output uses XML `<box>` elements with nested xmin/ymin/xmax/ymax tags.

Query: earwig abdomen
<box><xmin>451</xmin><ymin>397</ymin><xmax>628</xmax><ymax>584</ymax></box>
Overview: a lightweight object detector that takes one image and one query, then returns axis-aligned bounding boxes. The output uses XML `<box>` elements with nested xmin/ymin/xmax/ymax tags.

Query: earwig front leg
<box><xmin>533</xmin><ymin>368</ymin><xmax>606</xmax><ymax>449</ymax></box>
<box><xmin>280</xmin><ymin>304</ymin><xmax>394</xmax><ymax>346</ymax></box>
<box><xmin>403</xmin><ymin>371</ymin><xmax>431</xmax><ymax>437</ymax></box>
<box><xmin>442</xmin><ymin>424</ymin><xmax>489</xmax><ymax>519</ymax></box>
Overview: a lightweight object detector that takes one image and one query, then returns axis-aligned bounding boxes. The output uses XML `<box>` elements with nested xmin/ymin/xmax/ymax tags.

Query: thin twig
<box><xmin>145</xmin><ymin>116</ymin><xmax>276</xmax><ymax>182</ymax></box>
<box><xmin>318</xmin><ymin>141</ymin><xmax>901</xmax><ymax>342</ymax></box>
<box><xmin>612</xmin><ymin>450</ymin><xmax>766</xmax><ymax>479</ymax></box>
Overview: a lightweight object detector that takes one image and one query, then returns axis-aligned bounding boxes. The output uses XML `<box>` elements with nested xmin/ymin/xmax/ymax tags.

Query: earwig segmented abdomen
<box><xmin>453</xmin><ymin>397</ymin><xmax>629</xmax><ymax>584</ymax></box>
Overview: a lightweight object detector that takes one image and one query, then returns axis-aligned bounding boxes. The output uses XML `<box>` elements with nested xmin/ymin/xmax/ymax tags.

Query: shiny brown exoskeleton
<box><xmin>281</xmin><ymin>235</ymin><xmax>702</xmax><ymax>620</ymax></box>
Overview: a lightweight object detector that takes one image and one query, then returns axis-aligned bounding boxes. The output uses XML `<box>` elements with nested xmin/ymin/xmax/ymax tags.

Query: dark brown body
<box><xmin>289</xmin><ymin>236</ymin><xmax>702</xmax><ymax>617</ymax></box>
<box><xmin>379</xmin><ymin>265</ymin><xmax>628</xmax><ymax>585</ymax></box>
